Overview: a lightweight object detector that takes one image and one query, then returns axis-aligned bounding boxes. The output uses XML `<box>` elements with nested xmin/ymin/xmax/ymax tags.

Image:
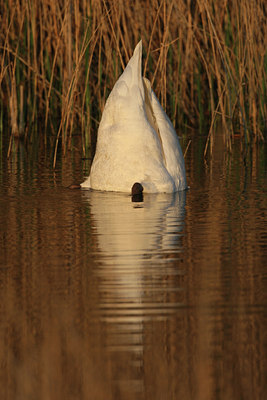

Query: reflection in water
<box><xmin>86</xmin><ymin>190</ymin><xmax>186</xmax><ymax>318</ymax></box>
<box><xmin>0</xmin><ymin>137</ymin><xmax>266</xmax><ymax>400</ymax></box>
<box><xmin>83</xmin><ymin>190</ymin><xmax>186</xmax><ymax>397</ymax></box>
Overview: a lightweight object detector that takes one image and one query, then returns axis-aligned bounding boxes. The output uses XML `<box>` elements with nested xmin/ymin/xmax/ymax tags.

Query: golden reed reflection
<box><xmin>0</xmin><ymin>136</ymin><xmax>265</xmax><ymax>399</ymax></box>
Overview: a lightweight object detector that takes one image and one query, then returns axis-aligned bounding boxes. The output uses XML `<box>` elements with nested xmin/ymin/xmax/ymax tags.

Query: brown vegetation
<box><xmin>0</xmin><ymin>0</ymin><xmax>266</xmax><ymax>162</ymax></box>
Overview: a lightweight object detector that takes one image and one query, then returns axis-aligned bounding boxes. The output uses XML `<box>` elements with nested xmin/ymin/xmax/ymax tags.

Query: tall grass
<box><xmin>0</xmin><ymin>0</ymin><xmax>266</xmax><ymax>164</ymax></box>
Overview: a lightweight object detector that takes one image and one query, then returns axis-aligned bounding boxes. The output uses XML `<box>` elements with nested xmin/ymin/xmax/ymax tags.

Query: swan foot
<box><xmin>68</xmin><ymin>183</ymin><xmax>81</xmax><ymax>189</ymax></box>
<box><xmin>131</xmin><ymin>182</ymin><xmax>144</xmax><ymax>202</ymax></box>
<box><xmin>131</xmin><ymin>182</ymin><xmax>143</xmax><ymax>195</ymax></box>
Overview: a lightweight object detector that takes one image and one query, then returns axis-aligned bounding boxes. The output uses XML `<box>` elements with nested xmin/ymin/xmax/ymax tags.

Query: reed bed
<box><xmin>0</xmin><ymin>0</ymin><xmax>266</xmax><ymax>163</ymax></box>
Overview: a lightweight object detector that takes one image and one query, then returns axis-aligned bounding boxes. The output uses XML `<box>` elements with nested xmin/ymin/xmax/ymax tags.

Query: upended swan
<box><xmin>81</xmin><ymin>40</ymin><xmax>187</xmax><ymax>193</ymax></box>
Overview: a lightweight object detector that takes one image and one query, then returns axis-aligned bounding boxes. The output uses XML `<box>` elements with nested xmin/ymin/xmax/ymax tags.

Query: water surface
<box><xmin>0</xmin><ymin>137</ymin><xmax>266</xmax><ymax>400</ymax></box>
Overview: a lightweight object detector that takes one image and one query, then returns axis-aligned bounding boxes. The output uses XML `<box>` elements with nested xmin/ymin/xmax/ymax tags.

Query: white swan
<box><xmin>81</xmin><ymin>40</ymin><xmax>187</xmax><ymax>193</ymax></box>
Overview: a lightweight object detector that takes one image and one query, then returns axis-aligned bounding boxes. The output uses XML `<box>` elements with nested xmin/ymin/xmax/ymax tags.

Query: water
<box><xmin>0</xmin><ymin>137</ymin><xmax>266</xmax><ymax>400</ymax></box>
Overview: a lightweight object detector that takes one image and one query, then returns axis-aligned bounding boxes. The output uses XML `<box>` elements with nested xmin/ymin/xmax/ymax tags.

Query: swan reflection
<box><xmin>83</xmin><ymin>190</ymin><xmax>187</xmax><ymax>397</ymax></box>
<box><xmin>84</xmin><ymin>190</ymin><xmax>187</xmax><ymax>322</ymax></box>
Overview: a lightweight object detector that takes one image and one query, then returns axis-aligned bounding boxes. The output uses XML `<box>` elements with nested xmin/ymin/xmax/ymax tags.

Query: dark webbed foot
<box><xmin>131</xmin><ymin>182</ymin><xmax>143</xmax><ymax>195</ymax></box>
<box><xmin>68</xmin><ymin>184</ymin><xmax>81</xmax><ymax>189</ymax></box>
<box><xmin>131</xmin><ymin>182</ymin><xmax>143</xmax><ymax>202</ymax></box>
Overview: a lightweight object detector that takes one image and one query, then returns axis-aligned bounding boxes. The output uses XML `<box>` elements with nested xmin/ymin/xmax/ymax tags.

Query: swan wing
<box><xmin>83</xmin><ymin>41</ymin><xmax>174</xmax><ymax>193</ymax></box>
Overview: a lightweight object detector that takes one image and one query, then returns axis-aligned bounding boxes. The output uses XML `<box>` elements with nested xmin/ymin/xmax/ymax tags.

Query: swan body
<box><xmin>81</xmin><ymin>41</ymin><xmax>187</xmax><ymax>193</ymax></box>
